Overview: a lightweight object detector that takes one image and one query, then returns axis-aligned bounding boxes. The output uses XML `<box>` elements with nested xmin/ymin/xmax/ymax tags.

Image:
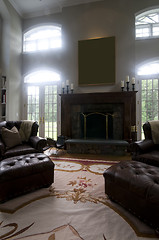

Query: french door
<box><xmin>26</xmin><ymin>84</ymin><xmax>58</xmax><ymax>139</ymax></box>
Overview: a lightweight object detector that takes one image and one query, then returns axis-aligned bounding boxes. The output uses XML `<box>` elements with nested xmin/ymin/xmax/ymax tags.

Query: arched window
<box><xmin>135</xmin><ymin>9</ymin><xmax>159</xmax><ymax>39</ymax></box>
<box><xmin>24</xmin><ymin>70</ymin><xmax>60</xmax><ymax>83</ymax></box>
<box><xmin>23</xmin><ymin>25</ymin><xmax>62</xmax><ymax>53</ymax></box>
<box><xmin>137</xmin><ymin>61</ymin><xmax>159</xmax><ymax>75</ymax></box>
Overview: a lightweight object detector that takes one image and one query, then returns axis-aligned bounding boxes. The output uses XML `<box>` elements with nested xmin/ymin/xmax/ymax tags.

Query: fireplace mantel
<box><xmin>60</xmin><ymin>91</ymin><xmax>137</xmax><ymax>141</ymax></box>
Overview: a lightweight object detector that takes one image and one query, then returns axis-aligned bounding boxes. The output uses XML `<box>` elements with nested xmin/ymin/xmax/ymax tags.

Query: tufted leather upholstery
<box><xmin>0</xmin><ymin>121</ymin><xmax>47</xmax><ymax>160</ymax></box>
<box><xmin>103</xmin><ymin>160</ymin><xmax>159</xmax><ymax>233</ymax></box>
<box><xmin>0</xmin><ymin>153</ymin><xmax>54</xmax><ymax>202</ymax></box>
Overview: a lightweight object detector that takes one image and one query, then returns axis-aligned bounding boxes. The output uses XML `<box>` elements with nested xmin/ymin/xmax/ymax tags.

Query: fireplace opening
<box><xmin>80</xmin><ymin>112</ymin><xmax>113</xmax><ymax>140</ymax></box>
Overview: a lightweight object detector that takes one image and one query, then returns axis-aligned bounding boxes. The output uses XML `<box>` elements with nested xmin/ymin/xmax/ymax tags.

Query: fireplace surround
<box><xmin>60</xmin><ymin>91</ymin><xmax>137</xmax><ymax>142</ymax></box>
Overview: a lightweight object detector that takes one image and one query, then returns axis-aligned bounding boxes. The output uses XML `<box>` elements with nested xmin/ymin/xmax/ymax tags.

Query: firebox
<box><xmin>80</xmin><ymin>112</ymin><xmax>114</xmax><ymax>139</ymax></box>
<box><xmin>71</xmin><ymin>103</ymin><xmax>123</xmax><ymax>140</ymax></box>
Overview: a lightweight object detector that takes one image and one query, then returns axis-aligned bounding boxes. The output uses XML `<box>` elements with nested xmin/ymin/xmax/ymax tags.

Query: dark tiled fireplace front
<box><xmin>60</xmin><ymin>92</ymin><xmax>137</xmax><ymax>154</ymax></box>
<box><xmin>71</xmin><ymin>103</ymin><xmax>123</xmax><ymax>140</ymax></box>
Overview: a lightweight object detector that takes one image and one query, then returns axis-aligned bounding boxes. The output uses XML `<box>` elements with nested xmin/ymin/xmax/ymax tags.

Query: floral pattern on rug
<box><xmin>49</xmin><ymin>171</ymin><xmax>108</xmax><ymax>204</ymax></box>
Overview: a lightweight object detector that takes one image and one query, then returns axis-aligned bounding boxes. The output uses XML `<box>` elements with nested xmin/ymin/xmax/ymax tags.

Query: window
<box><xmin>141</xmin><ymin>78</ymin><xmax>159</xmax><ymax>138</ymax></box>
<box><xmin>135</xmin><ymin>9</ymin><xmax>159</xmax><ymax>39</ymax></box>
<box><xmin>24</xmin><ymin>70</ymin><xmax>60</xmax><ymax>139</ymax></box>
<box><xmin>137</xmin><ymin>62</ymin><xmax>159</xmax><ymax>139</ymax></box>
<box><xmin>23</xmin><ymin>25</ymin><xmax>62</xmax><ymax>53</ymax></box>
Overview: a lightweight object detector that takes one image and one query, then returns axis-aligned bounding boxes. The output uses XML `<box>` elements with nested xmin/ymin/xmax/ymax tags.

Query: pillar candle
<box><xmin>132</xmin><ymin>77</ymin><xmax>135</xmax><ymax>84</ymax></box>
<box><xmin>126</xmin><ymin>75</ymin><xmax>129</xmax><ymax>82</ymax></box>
<box><xmin>62</xmin><ymin>82</ymin><xmax>65</xmax><ymax>88</ymax></box>
<box><xmin>66</xmin><ymin>80</ymin><xmax>69</xmax><ymax>86</ymax></box>
<box><xmin>121</xmin><ymin>80</ymin><xmax>124</xmax><ymax>88</ymax></box>
<box><xmin>71</xmin><ymin>83</ymin><xmax>74</xmax><ymax>90</ymax></box>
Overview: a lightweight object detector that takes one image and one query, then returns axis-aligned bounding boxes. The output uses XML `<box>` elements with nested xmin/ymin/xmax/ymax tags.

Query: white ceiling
<box><xmin>8</xmin><ymin>0</ymin><xmax>103</xmax><ymax>18</ymax></box>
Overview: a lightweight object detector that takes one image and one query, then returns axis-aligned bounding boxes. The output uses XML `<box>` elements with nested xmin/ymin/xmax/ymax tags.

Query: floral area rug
<box><xmin>0</xmin><ymin>159</ymin><xmax>158</xmax><ymax>240</ymax></box>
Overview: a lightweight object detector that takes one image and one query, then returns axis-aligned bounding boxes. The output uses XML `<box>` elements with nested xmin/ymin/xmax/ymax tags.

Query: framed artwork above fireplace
<box><xmin>78</xmin><ymin>36</ymin><xmax>115</xmax><ymax>86</ymax></box>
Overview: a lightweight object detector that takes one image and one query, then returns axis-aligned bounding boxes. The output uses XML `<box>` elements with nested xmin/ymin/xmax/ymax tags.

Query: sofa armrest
<box><xmin>131</xmin><ymin>139</ymin><xmax>155</xmax><ymax>156</ymax></box>
<box><xmin>29</xmin><ymin>136</ymin><xmax>47</xmax><ymax>152</ymax></box>
<box><xmin>0</xmin><ymin>140</ymin><xmax>5</xmax><ymax>159</ymax></box>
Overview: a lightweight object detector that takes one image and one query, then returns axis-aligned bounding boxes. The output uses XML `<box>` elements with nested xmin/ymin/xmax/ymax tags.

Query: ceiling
<box><xmin>8</xmin><ymin>0</ymin><xmax>103</xmax><ymax>18</ymax></box>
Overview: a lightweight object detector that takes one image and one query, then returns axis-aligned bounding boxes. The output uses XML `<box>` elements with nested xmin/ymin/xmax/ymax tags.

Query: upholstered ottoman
<box><xmin>0</xmin><ymin>153</ymin><xmax>54</xmax><ymax>202</ymax></box>
<box><xmin>103</xmin><ymin>160</ymin><xmax>159</xmax><ymax>231</ymax></box>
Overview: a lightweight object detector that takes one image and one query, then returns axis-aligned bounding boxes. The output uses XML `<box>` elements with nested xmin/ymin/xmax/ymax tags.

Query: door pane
<box><xmin>141</xmin><ymin>78</ymin><xmax>159</xmax><ymax>139</ymax></box>
<box><xmin>44</xmin><ymin>85</ymin><xmax>57</xmax><ymax>140</ymax></box>
<box><xmin>27</xmin><ymin>86</ymin><xmax>39</xmax><ymax>122</ymax></box>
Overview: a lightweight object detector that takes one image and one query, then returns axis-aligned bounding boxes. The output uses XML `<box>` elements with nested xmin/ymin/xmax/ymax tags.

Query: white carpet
<box><xmin>0</xmin><ymin>159</ymin><xmax>158</xmax><ymax>240</ymax></box>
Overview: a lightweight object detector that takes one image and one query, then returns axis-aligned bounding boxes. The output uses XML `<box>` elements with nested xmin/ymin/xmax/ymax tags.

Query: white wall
<box><xmin>22</xmin><ymin>0</ymin><xmax>159</xmax><ymax>95</ymax></box>
<box><xmin>0</xmin><ymin>0</ymin><xmax>22</xmax><ymax>121</ymax></box>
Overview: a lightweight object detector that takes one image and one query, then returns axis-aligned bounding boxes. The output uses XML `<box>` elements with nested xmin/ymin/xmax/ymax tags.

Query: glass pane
<box><xmin>141</xmin><ymin>78</ymin><xmax>159</xmax><ymax>139</ymax></box>
<box><xmin>27</xmin><ymin>86</ymin><xmax>39</xmax><ymax>122</ymax></box>
<box><xmin>44</xmin><ymin>85</ymin><xmax>57</xmax><ymax>140</ymax></box>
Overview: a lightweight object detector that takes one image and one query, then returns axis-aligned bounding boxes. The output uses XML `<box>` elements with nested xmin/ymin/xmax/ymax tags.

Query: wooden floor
<box><xmin>45</xmin><ymin>147</ymin><xmax>131</xmax><ymax>161</ymax></box>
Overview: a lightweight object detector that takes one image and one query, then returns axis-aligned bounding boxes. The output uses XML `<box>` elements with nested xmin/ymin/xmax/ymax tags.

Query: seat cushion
<box><xmin>134</xmin><ymin>150</ymin><xmax>159</xmax><ymax>167</ymax></box>
<box><xmin>3</xmin><ymin>144</ymin><xmax>39</xmax><ymax>159</ymax></box>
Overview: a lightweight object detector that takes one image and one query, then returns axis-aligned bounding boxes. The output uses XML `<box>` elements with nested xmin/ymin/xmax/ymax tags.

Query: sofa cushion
<box><xmin>3</xmin><ymin>144</ymin><xmax>39</xmax><ymax>159</ymax></box>
<box><xmin>1</xmin><ymin>126</ymin><xmax>22</xmax><ymax>149</ymax></box>
<box><xmin>134</xmin><ymin>151</ymin><xmax>159</xmax><ymax>167</ymax></box>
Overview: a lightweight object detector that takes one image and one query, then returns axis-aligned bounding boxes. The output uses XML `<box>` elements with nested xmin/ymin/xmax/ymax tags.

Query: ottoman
<box><xmin>0</xmin><ymin>153</ymin><xmax>54</xmax><ymax>202</ymax></box>
<box><xmin>103</xmin><ymin>160</ymin><xmax>159</xmax><ymax>231</ymax></box>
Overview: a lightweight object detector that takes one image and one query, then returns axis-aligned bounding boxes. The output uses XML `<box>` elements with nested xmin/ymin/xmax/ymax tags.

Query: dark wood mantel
<box><xmin>60</xmin><ymin>91</ymin><xmax>137</xmax><ymax>141</ymax></box>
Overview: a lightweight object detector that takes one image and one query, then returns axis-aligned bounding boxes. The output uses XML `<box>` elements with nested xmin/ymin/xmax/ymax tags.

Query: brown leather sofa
<box><xmin>0</xmin><ymin>121</ymin><xmax>47</xmax><ymax>159</ymax></box>
<box><xmin>131</xmin><ymin>121</ymin><xmax>159</xmax><ymax>167</ymax></box>
<box><xmin>0</xmin><ymin>121</ymin><xmax>54</xmax><ymax>202</ymax></box>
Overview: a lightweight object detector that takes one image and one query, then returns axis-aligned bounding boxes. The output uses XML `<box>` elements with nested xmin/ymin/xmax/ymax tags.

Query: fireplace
<box><xmin>71</xmin><ymin>103</ymin><xmax>124</xmax><ymax>140</ymax></box>
<box><xmin>60</xmin><ymin>91</ymin><xmax>137</xmax><ymax>142</ymax></box>
<box><xmin>80</xmin><ymin>111</ymin><xmax>114</xmax><ymax>139</ymax></box>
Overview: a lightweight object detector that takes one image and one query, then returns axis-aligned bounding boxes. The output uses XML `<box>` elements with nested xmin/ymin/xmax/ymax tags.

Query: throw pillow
<box><xmin>1</xmin><ymin>126</ymin><xmax>22</xmax><ymax>149</ymax></box>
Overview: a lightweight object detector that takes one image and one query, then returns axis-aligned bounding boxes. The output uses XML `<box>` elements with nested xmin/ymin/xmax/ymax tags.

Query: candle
<box><xmin>71</xmin><ymin>83</ymin><xmax>74</xmax><ymax>90</ymax></box>
<box><xmin>66</xmin><ymin>80</ymin><xmax>69</xmax><ymax>86</ymax></box>
<box><xmin>121</xmin><ymin>80</ymin><xmax>124</xmax><ymax>88</ymax></box>
<box><xmin>126</xmin><ymin>75</ymin><xmax>129</xmax><ymax>82</ymax></box>
<box><xmin>132</xmin><ymin>77</ymin><xmax>135</xmax><ymax>84</ymax></box>
<box><xmin>62</xmin><ymin>82</ymin><xmax>65</xmax><ymax>88</ymax></box>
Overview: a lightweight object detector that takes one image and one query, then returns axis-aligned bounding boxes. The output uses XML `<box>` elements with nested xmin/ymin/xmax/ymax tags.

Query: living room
<box><xmin>0</xmin><ymin>0</ymin><xmax>159</xmax><ymax>239</ymax></box>
<box><xmin>0</xmin><ymin>0</ymin><xmax>158</xmax><ymax>142</ymax></box>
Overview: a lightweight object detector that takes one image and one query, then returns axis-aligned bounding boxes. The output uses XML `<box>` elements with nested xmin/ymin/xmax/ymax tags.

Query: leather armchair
<box><xmin>131</xmin><ymin>121</ymin><xmax>159</xmax><ymax>167</ymax></box>
<box><xmin>0</xmin><ymin>121</ymin><xmax>47</xmax><ymax>160</ymax></box>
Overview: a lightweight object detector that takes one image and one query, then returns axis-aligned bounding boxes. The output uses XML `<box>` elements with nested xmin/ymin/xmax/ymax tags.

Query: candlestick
<box><xmin>61</xmin><ymin>82</ymin><xmax>65</xmax><ymax>94</ymax></box>
<box><xmin>132</xmin><ymin>84</ymin><xmax>135</xmax><ymax>91</ymax></box>
<box><xmin>66</xmin><ymin>80</ymin><xmax>69</xmax><ymax>94</ymax></box>
<box><xmin>66</xmin><ymin>85</ymin><xmax>69</xmax><ymax>94</ymax></box>
<box><xmin>126</xmin><ymin>81</ymin><xmax>129</xmax><ymax>91</ymax></box>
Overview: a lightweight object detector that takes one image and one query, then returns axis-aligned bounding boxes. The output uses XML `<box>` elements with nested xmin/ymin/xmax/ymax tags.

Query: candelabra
<box><xmin>126</xmin><ymin>82</ymin><xmax>129</xmax><ymax>91</ymax></box>
<box><xmin>132</xmin><ymin>83</ymin><xmax>135</xmax><ymax>91</ymax></box>
<box><xmin>66</xmin><ymin>85</ymin><xmax>69</xmax><ymax>94</ymax></box>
